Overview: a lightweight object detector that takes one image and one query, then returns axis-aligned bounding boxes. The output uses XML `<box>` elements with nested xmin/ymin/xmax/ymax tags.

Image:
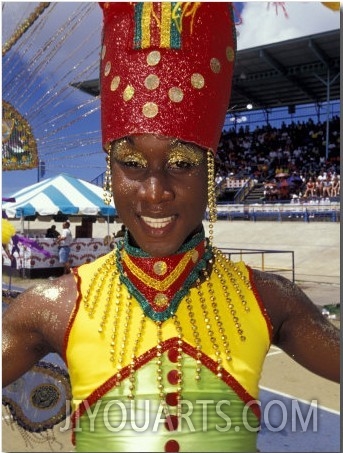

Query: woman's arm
<box><xmin>252</xmin><ymin>269</ymin><xmax>340</xmax><ymax>382</ymax></box>
<box><xmin>2</xmin><ymin>274</ymin><xmax>77</xmax><ymax>387</ymax></box>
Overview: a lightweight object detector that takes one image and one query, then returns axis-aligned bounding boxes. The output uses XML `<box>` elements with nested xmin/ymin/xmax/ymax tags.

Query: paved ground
<box><xmin>2</xmin><ymin>220</ymin><xmax>340</xmax><ymax>452</ymax></box>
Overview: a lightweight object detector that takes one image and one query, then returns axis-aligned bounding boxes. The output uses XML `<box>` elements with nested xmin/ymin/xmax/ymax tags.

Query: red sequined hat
<box><xmin>99</xmin><ymin>2</ymin><xmax>236</xmax><ymax>153</ymax></box>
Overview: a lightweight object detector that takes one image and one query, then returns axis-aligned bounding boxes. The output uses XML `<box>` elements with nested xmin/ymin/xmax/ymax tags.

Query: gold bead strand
<box><xmin>82</xmin><ymin>262</ymin><xmax>104</xmax><ymax>315</ymax></box>
<box><xmin>172</xmin><ymin>314</ymin><xmax>184</xmax><ymax>418</ymax></box>
<box><xmin>196</xmin><ymin>279</ymin><xmax>223</xmax><ymax>378</ymax></box>
<box><xmin>109</xmin><ymin>279</ymin><xmax>124</xmax><ymax>365</ymax></box>
<box><xmin>216</xmin><ymin>248</ymin><xmax>253</xmax><ymax>296</ymax></box>
<box><xmin>128</xmin><ymin>314</ymin><xmax>147</xmax><ymax>400</ymax></box>
<box><xmin>203</xmin><ymin>269</ymin><xmax>232</xmax><ymax>364</ymax></box>
<box><xmin>213</xmin><ymin>250</ymin><xmax>247</xmax><ymax>341</ymax></box>
<box><xmin>83</xmin><ymin>255</ymin><xmax>115</xmax><ymax>316</ymax></box>
<box><xmin>115</xmin><ymin>293</ymin><xmax>133</xmax><ymax>382</ymax></box>
<box><xmin>212</xmin><ymin>256</ymin><xmax>246</xmax><ymax>342</ymax></box>
<box><xmin>207</xmin><ymin>150</ymin><xmax>217</xmax><ymax>246</ymax></box>
<box><xmin>2</xmin><ymin>3</ymin><xmax>51</xmax><ymax>57</ymax></box>
<box><xmin>98</xmin><ymin>266</ymin><xmax>119</xmax><ymax>333</ymax></box>
<box><xmin>156</xmin><ymin>321</ymin><xmax>169</xmax><ymax>416</ymax></box>
<box><xmin>103</xmin><ymin>152</ymin><xmax>113</xmax><ymax>205</ymax></box>
<box><xmin>215</xmin><ymin>246</ymin><xmax>252</xmax><ymax>312</ymax></box>
<box><xmin>185</xmin><ymin>291</ymin><xmax>203</xmax><ymax>381</ymax></box>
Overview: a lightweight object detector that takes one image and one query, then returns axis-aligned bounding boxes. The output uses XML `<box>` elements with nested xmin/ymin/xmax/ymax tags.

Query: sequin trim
<box><xmin>63</xmin><ymin>268</ymin><xmax>82</xmax><ymax>365</ymax></box>
<box><xmin>133</xmin><ymin>2</ymin><xmax>183</xmax><ymax>50</ymax></box>
<box><xmin>246</xmin><ymin>265</ymin><xmax>273</xmax><ymax>341</ymax></box>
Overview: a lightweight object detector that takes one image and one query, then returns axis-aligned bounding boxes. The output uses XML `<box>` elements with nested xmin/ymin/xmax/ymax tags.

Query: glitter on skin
<box><xmin>111</xmin><ymin>138</ymin><xmax>205</xmax><ymax>170</ymax></box>
<box><xmin>167</xmin><ymin>143</ymin><xmax>205</xmax><ymax>168</ymax></box>
<box><xmin>252</xmin><ymin>269</ymin><xmax>340</xmax><ymax>380</ymax></box>
<box><xmin>31</xmin><ymin>284</ymin><xmax>64</xmax><ymax>302</ymax></box>
<box><xmin>112</xmin><ymin>139</ymin><xmax>148</xmax><ymax>168</ymax></box>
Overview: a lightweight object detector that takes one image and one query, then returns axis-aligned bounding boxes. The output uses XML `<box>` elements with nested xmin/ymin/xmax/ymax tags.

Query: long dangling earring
<box><xmin>207</xmin><ymin>150</ymin><xmax>217</xmax><ymax>245</ymax></box>
<box><xmin>103</xmin><ymin>151</ymin><xmax>113</xmax><ymax>205</ymax></box>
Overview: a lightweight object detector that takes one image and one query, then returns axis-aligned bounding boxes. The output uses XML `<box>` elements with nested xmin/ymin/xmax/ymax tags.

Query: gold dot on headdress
<box><xmin>226</xmin><ymin>46</ymin><xmax>235</xmax><ymax>62</ymax></box>
<box><xmin>101</xmin><ymin>45</ymin><xmax>106</xmax><ymax>60</ymax></box>
<box><xmin>111</xmin><ymin>76</ymin><xmax>120</xmax><ymax>92</ymax></box>
<box><xmin>147</xmin><ymin>51</ymin><xmax>161</xmax><ymax>66</ymax></box>
<box><xmin>143</xmin><ymin>102</ymin><xmax>158</xmax><ymax>118</ymax></box>
<box><xmin>191</xmin><ymin>73</ymin><xmax>205</xmax><ymax>89</ymax></box>
<box><xmin>168</xmin><ymin>87</ymin><xmax>184</xmax><ymax>103</ymax></box>
<box><xmin>104</xmin><ymin>61</ymin><xmax>111</xmax><ymax>77</ymax></box>
<box><xmin>210</xmin><ymin>58</ymin><xmax>221</xmax><ymax>74</ymax></box>
<box><xmin>123</xmin><ymin>85</ymin><xmax>135</xmax><ymax>102</ymax></box>
<box><xmin>145</xmin><ymin>74</ymin><xmax>160</xmax><ymax>90</ymax></box>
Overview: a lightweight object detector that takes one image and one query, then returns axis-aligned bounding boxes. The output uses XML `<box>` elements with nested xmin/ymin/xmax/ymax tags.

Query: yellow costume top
<box><xmin>65</xmin><ymin>231</ymin><xmax>272</xmax><ymax>452</ymax></box>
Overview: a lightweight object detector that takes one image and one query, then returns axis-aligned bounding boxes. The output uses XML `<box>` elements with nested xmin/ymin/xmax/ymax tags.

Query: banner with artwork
<box><xmin>2</xmin><ymin>101</ymin><xmax>38</xmax><ymax>171</ymax></box>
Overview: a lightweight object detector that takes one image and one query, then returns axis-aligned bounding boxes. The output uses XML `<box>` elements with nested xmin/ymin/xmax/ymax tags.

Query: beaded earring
<box><xmin>207</xmin><ymin>150</ymin><xmax>217</xmax><ymax>245</ymax></box>
<box><xmin>103</xmin><ymin>151</ymin><xmax>113</xmax><ymax>205</ymax></box>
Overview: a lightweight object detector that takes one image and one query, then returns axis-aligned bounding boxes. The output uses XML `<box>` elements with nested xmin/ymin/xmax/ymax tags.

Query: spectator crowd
<box><xmin>214</xmin><ymin>116</ymin><xmax>340</xmax><ymax>202</ymax></box>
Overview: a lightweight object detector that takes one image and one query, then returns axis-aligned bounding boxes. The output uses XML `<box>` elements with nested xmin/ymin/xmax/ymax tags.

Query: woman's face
<box><xmin>111</xmin><ymin>134</ymin><xmax>208</xmax><ymax>257</ymax></box>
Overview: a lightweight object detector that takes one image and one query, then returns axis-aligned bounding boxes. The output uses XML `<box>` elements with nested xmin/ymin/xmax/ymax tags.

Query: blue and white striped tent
<box><xmin>2</xmin><ymin>173</ymin><xmax>116</xmax><ymax>219</ymax></box>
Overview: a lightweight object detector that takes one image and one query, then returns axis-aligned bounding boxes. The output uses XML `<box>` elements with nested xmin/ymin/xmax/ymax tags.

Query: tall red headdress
<box><xmin>99</xmin><ymin>2</ymin><xmax>236</xmax><ymax>153</ymax></box>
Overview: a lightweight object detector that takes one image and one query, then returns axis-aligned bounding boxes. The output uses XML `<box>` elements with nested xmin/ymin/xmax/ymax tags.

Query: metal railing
<box><xmin>233</xmin><ymin>178</ymin><xmax>255</xmax><ymax>204</ymax></box>
<box><xmin>220</xmin><ymin>247</ymin><xmax>295</xmax><ymax>283</ymax></box>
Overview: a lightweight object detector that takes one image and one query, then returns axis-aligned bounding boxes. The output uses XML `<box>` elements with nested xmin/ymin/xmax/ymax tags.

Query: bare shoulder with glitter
<box><xmin>2</xmin><ymin>273</ymin><xmax>77</xmax><ymax>388</ymax></box>
<box><xmin>251</xmin><ymin>268</ymin><xmax>340</xmax><ymax>383</ymax></box>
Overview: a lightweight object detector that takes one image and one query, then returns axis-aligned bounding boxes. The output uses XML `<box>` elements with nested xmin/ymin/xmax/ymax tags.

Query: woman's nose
<box><xmin>138</xmin><ymin>172</ymin><xmax>174</xmax><ymax>203</ymax></box>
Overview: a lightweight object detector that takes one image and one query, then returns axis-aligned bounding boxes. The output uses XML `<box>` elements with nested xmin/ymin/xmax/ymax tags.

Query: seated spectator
<box><xmin>304</xmin><ymin>177</ymin><xmax>315</xmax><ymax>198</ymax></box>
<box><xmin>322</xmin><ymin>176</ymin><xmax>333</xmax><ymax>198</ymax></box>
<box><xmin>263</xmin><ymin>182</ymin><xmax>279</xmax><ymax>201</ymax></box>
<box><xmin>331</xmin><ymin>175</ymin><xmax>340</xmax><ymax>197</ymax></box>
<box><xmin>315</xmin><ymin>173</ymin><xmax>325</xmax><ymax>197</ymax></box>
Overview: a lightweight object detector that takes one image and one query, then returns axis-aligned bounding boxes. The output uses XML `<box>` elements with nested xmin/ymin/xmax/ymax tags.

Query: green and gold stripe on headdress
<box><xmin>133</xmin><ymin>2</ymin><xmax>200</xmax><ymax>50</ymax></box>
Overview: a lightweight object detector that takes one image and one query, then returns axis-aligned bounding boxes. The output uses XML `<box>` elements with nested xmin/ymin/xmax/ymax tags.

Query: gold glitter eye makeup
<box><xmin>167</xmin><ymin>143</ymin><xmax>205</xmax><ymax>169</ymax></box>
<box><xmin>111</xmin><ymin>140</ymin><xmax>148</xmax><ymax>168</ymax></box>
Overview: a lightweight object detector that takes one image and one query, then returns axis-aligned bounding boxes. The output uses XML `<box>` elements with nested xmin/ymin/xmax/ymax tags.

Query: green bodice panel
<box><xmin>75</xmin><ymin>358</ymin><xmax>259</xmax><ymax>452</ymax></box>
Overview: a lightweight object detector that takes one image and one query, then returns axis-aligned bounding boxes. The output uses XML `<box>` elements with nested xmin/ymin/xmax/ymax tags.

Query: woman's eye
<box><xmin>167</xmin><ymin>160</ymin><xmax>194</xmax><ymax>170</ymax></box>
<box><xmin>167</xmin><ymin>144</ymin><xmax>205</xmax><ymax>170</ymax></box>
<box><xmin>120</xmin><ymin>159</ymin><xmax>147</xmax><ymax>168</ymax></box>
<box><xmin>111</xmin><ymin>139</ymin><xmax>148</xmax><ymax>169</ymax></box>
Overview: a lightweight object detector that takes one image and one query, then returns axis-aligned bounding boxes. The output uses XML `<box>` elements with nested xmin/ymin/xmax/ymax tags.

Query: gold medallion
<box><xmin>153</xmin><ymin>261</ymin><xmax>168</xmax><ymax>276</ymax></box>
<box><xmin>191</xmin><ymin>250</ymin><xmax>199</xmax><ymax>263</ymax></box>
<box><xmin>154</xmin><ymin>293</ymin><xmax>169</xmax><ymax>307</ymax></box>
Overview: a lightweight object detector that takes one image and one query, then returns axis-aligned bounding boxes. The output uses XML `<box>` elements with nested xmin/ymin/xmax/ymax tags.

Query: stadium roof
<box><xmin>231</xmin><ymin>29</ymin><xmax>340</xmax><ymax>113</ymax></box>
<box><xmin>72</xmin><ymin>29</ymin><xmax>340</xmax><ymax>114</ymax></box>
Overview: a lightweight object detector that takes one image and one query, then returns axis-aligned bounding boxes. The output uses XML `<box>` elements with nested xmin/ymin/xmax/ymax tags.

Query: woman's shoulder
<box><xmin>3</xmin><ymin>273</ymin><xmax>78</xmax><ymax>355</ymax></box>
<box><xmin>249</xmin><ymin>269</ymin><xmax>299</xmax><ymax>338</ymax></box>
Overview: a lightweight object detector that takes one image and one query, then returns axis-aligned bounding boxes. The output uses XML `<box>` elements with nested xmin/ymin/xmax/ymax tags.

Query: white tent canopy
<box><xmin>2</xmin><ymin>173</ymin><xmax>116</xmax><ymax>219</ymax></box>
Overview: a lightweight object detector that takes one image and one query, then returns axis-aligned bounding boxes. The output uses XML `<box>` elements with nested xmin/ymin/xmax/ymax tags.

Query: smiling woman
<box><xmin>2</xmin><ymin>3</ymin><xmax>340</xmax><ymax>453</ymax></box>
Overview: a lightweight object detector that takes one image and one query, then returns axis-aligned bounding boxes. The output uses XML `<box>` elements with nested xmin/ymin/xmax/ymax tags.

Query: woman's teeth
<box><xmin>141</xmin><ymin>216</ymin><xmax>173</xmax><ymax>228</ymax></box>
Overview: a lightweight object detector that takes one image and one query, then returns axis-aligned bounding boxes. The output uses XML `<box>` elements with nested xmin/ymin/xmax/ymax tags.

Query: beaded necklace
<box><xmin>82</xmin><ymin>228</ymin><xmax>252</xmax><ymax>416</ymax></box>
<box><xmin>116</xmin><ymin>229</ymin><xmax>212</xmax><ymax>322</ymax></box>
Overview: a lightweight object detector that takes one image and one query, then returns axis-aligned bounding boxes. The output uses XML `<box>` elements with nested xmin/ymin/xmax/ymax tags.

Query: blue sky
<box><xmin>2</xmin><ymin>2</ymin><xmax>340</xmax><ymax>197</ymax></box>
